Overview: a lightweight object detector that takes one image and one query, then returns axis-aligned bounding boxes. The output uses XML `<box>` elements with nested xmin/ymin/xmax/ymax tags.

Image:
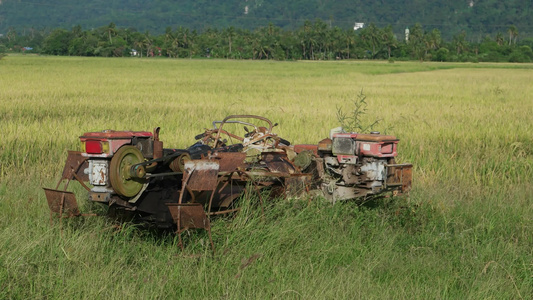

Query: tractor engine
<box><xmin>312</xmin><ymin>130</ymin><xmax>412</xmax><ymax>202</ymax></box>
<box><xmin>45</xmin><ymin>115</ymin><xmax>413</xmax><ymax>234</ymax></box>
<box><xmin>79</xmin><ymin>129</ymin><xmax>157</xmax><ymax>203</ymax></box>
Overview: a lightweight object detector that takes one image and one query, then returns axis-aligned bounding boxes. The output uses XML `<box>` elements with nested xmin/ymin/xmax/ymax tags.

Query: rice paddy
<box><xmin>0</xmin><ymin>55</ymin><xmax>532</xmax><ymax>299</ymax></box>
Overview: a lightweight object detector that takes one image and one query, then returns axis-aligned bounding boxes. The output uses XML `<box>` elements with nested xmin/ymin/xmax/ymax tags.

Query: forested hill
<box><xmin>1</xmin><ymin>0</ymin><xmax>532</xmax><ymax>39</ymax></box>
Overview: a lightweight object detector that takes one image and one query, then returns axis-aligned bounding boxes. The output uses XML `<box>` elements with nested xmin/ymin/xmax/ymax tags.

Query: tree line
<box><xmin>2</xmin><ymin>0</ymin><xmax>532</xmax><ymax>40</ymax></box>
<box><xmin>1</xmin><ymin>21</ymin><xmax>533</xmax><ymax>63</ymax></box>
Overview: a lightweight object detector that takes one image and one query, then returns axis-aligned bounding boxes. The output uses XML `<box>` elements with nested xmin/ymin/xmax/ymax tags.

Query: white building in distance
<box><xmin>354</xmin><ymin>22</ymin><xmax>364</xmax><ymax>30</ymax></box>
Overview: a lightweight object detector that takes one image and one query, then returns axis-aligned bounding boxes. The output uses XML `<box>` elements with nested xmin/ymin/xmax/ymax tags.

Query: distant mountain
<box><xmin>1</xmin><ymin>0</ymin><xmax>532</xmax><ymax>39</ymax></box>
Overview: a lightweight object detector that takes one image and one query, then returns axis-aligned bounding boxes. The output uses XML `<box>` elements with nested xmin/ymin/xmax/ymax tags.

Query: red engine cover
<box><xmin>80</xmin><ymin>130</ymin><xmax>152</xmax><ymax>139</ymax></box>
<box><xmin>80</xmin><ymin>130</ymin><xmax>153</xmax><ymax>157</ymax></box>
<box><xmin>332</xmin><ymin>133</ymin><xmax>399</xmax><ymax>158</ymax></box>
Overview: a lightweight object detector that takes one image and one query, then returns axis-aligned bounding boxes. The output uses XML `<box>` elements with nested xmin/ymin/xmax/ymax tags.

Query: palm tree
<box><xmin>452</xmin><ymin>31</ymin><xmax>468</xmax><ymax>55</ymax></box>
<box><xmin>360</xmin><ymin>23</ymin><xmax>383</xmax><ymax>59</ymax></box>
<box><xmin>224</xmin><ymin>26</ymin><xmax>236</xmax><ymax>57</ymax></box>
<box><xmin>381</xmin><ymin>25</ymin><xmax>397</xmax><ymax>59</ymax></box>
<box><xmin>312</xmin><ymin>19</ymin><xmax>328</xmax><ymax>58</ymax></box>
<box><xmin>72</xmin><ymin>25</ymin><xmax>83</xmax><ymax>38</ymax></box>
<box><xmin>426</xmin><ymin>29</ymin><xmax>442</xmax><ymax>50</ymax></box>
<box><xmin>106</xmin><ymin>22</ymin><xmax>116</xmax><ymax>44</ymax></box>
<box><xmin>300</xmin><ymin>20</ymin><xmax>314</xmax><ymax>59</ymax></box>
<box><xmin>143</xmin><ymin>31</ymin><xmax>153</xmax><ymax>57</ymax></box>
<box><xmin>6</xmin><ymin>26</ymin><xmax>16</xmax><ymax>43</ymax></box>
<box><xmin>508</xmin><ymin>25</ymin><xmax>518</xmax><ymax>46</ymax></box>
<box><xmin>163</xmin><ymin>27</ymin><xmax>174</xmax><ymax>57</ymax></box>
<box><xmin>343</xmin><ymin>29</ymin><xmax>355</xmax><ymax>59</ymax></box>
<box><xmin>187</xmin><ymin>29</ymin><xmax>197</xmax><ymax>58</ymax></box>
<box><xmin>131</xmin><ymin>32</ymin><xmax>144</xmax><ymax>57</ymax></box>
<box><xmin>408</xmin><ymin>23</ymin><xmax>425</xmax><ymax>61</ymax></box>
<box><xmin>122</xmin><ymin>28</ymin><xmax>132</xmax><ymax>44</ymax></box>
<box><xmin>495</xmin><ymin>32</ymin><xmax>505</xmax><ymax>46</ymax></box>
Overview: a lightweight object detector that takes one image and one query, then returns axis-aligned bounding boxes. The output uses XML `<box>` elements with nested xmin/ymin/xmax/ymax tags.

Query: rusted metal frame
<box><xmin>175</xmin><ymin>167</ymin><xmax>197</xmax><ymax>250</ymax></box>
<box><xmin>217</xmin><ymin>176</ymin><xmax>231</xmax><ymax>193</ymax></box>
<box><xmin>212</xmin><ymin>119</ymin><xmax>258</xmax><ymax>130</ymax></box>
<box><xmin>178</xmin><ymin>170</ymin><xmax>190</xmax><ymax>249</ymax></box>
<box><xmin>145</xmin><ymin>171</ymin><xmax>183</xmax><ymax>178</ymax></box>
<box><xmin>69</xmin><ymin>167</ymin><xmax>91</xmax><ymax>192</ymax></box>
<box><xmin>206</xmin><ymin>219</ymin><xmax>215</xmax><ymax>255</ymax></box>
<box><xmin>214</xmin><ymin>129</ymin><xmax>245</xmax><ymax>142</ymax></box>
<box><xmin>213</xmin><ymin>115</ymin><xmax>274</xmax><ymax>150</ymax></box>
<box><xmin>234</xmin><ymin>170</ymin><xmax>266</xmax><ymax>217</ymax></box>
<box><xmin>218</xmin><ymin>170</ymin><xmax>291</xmax><ymax>180</ymax></box>
<box><xmin>55</xmin><ymin>177</ymin><xmax>65</xmax><ymax>190</ymax></box>
<box><xmin>56</xmin><ymin>171</ymin><xmax>73</xmax><ymax>191</ymax></box>
<box><xmin>57</xmin><ymin>167</ymin><xmax>97</xmax><ymax>218</ymax></box>
<box><xmin>207</xmin><ymin>129</ymin><xmax>243</xmax><ymax>148</ymax></box>
<box><xmin>206</xmin><ymin>170</ymin><xmax>252</xmax><ymax>217</ymax></box>
<box><xmin>52</xmin><ymin>166</ymin><xmax>74</xmax><ymax>232</ymax></box>
<box><xmin>109</xmin><ymin>197</ymin><xmax>135</xmax><ymax>210</ymax></box>
<box><xmin>213</xmin><ymin>116</ymin><xmax>273</xmax><ymax>135</ymax></box>
<box><xmin>208</xmin><ymin>208</ymin><xmax>241</xmax><ymax>216</ymax></box>
<box><xmin>55</xmin><ymin>151</ymin><xmax>88</xmax><ymax>190</ymax></box>
<box><xmin>279</xmin><ymin>155</ymin><xmax>298</xmax><ymax>172</ymax></box>
<box><xmin>50</xmin><ymin>159</ymin><xmax>89</xmax><ymax>234</ymax></box>
<box><xmin>244</xmin><ymin>133</ymin><xmax>277</xmax><ymax>147</ymax></box>
<box><xmin>185</xmin><ymin>185</ymin><xmax>196</xmax><ymax>203</ymax></box>
<box><xmin>167</xmin><ymin>203</ymin><xmax>215</xmax><ymax>254</ymax></box>
<box><xmin>385</xmin><ymin>163</ymin><xmax>413</xmax><ymax>168</ymax></box>
<box><xmin>130</xmin><ymin>151</ymin><xmax>184</xmax><ymax>176</ymax></box>
<box><xmin>178</xmin><ymin>168</ymin><xmax>193</xmax><ymax>205</ymax></box>
<box><xmin>207</xmin><ymin>171</ymin><xmax>235</xmax><ymax>216</ymax></box>
<box><xmin>177</xmin><ymin>205</ymin><xmax>184</xmax><ymax>251</ymax></box>
<box><xmin>205</xmin><ymin>177</ymin><xmax>231</xmax><ymax>215</ymax></box>
<box><xmin>384</xmin><ymin>163</ymin><xmax>412</xmax><ymax>188</ymax></box>
<box><xmin>57</xmin><ymin>192</ymin><xmax>65</xmax><ymax>235</ymax></box>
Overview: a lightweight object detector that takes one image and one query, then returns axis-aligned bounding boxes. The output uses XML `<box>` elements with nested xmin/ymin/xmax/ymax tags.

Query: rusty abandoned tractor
<box><xmin>44</xmin><ymin>115</ymin><xmax>412</xmax><ymax>233</ymax></box>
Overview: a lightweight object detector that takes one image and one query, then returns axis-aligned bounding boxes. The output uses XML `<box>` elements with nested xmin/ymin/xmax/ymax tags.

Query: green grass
<box><xmin>0</xmin><ymin>56</ymin><xmax>532</xmax><ymax>299</ymax></box>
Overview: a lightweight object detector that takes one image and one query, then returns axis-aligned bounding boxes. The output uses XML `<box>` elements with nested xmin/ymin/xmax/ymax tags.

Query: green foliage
<box><xmin>508</xmin><ymin>45</ymin><xmax>533</xmax><ymax>62</ymax></box>
<box><xmin>0</xmin><ymin>19</ymin><xmax>530</xmax><ymax>63</ymax></box>
<box><xmin>336</xmin><ymin>89</ymin><xmax>382</xmax><ymax>133</ymax></box>
<box><xmin>433</xmin><ymin>47</ymin><xmax>450</xmax><ymax>61</ymax></box>
<box><xmin>42</xmin><ymin>29</ymin><xmax>73</xmax><ymax>55</ymax></box>
<box><xmin>1</xmin><ymin>0</ymin><xmax>532</xmax><ymax>41</ymax></box>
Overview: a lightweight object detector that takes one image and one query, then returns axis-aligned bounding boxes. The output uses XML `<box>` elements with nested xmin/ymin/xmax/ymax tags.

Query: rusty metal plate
<box><xmin>400</xmin><ymin>165</ymin><xmax>413</xmax><ymax>193</ymax></box>
<box><xmin>43</xmin><ymin>188</ymin><xmax>81</xmax><ymax>217</ymax></box>
<box><xmin>317</xmin><ymin>138</ymin><xmax>332</xmax><ymax>152</ymax></box>
<box><xmin>185</xmin><ymin>160</ymin><xmax>220</xmax><ymax>191</ymax></box>
<box><xmin>386</xmin><ymin>164</ymin><xmax>413</xmax><ymax>193</ymax></box>
<box><xmin>285</xmin><ymin>174</ymin><xmax>312</xmax><ymax>197</ymax></box>
<box><xmin>166</xmin><ymin>203</ymin><xmax>210</xmax><ymax>229</ymax></box>
<box><xmin>61</xmin><ymin>151</ymin><xmax>89</xmax><ymax>182</ymax></box>
<box><xmin>262</xmin><ymin>152</ymin><xmax>295</xmax><ymax>174</ymax></box>
<box><xmin>211</xmin><ymin>152</ymin><xmax>246</xmax><ymax>172</ymax></box>
<box><xmin>293</xmin><ymin>144</ymin><xmax>319</xmax><ymax>156</ymax></box>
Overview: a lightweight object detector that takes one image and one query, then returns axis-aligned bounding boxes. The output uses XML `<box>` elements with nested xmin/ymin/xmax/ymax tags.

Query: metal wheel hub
<box><xmin>109</xmin><ymin>146</ymin><xmax>145</xmax><ymax>197</ymax></box>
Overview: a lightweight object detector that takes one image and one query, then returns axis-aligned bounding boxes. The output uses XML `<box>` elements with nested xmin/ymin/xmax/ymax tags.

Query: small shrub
<box><xmin>336</xmin><ymin>89</ymin><xmax>382</xmax><ymax>133</ymax></box>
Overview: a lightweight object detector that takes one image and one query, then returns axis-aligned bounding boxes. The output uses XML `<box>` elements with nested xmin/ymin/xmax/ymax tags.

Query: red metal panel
<box><xmin>358</xmin><ymin>141</ymin><xmax>398</xmax><ymax>158</ymax></box>
<box><xmin>293</xmin><ymin>144</ymin><xmax>319</xmax><ymax>156</ymax></box>
<box><xmin>80</xmin><ymin>130</ymin><xmax>152</xmax><ymax>139</ymax></box>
